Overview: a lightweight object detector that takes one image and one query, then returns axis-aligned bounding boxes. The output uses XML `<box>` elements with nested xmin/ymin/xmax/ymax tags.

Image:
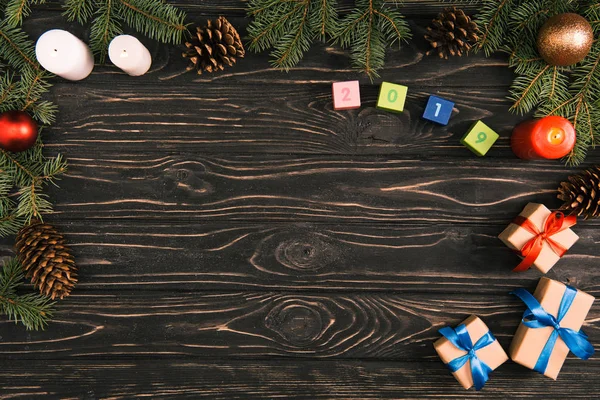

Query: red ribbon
<box><xmin>511</xmin><ymin>211</ymin><xmax>576</xmax><ymax>272</ymax></box>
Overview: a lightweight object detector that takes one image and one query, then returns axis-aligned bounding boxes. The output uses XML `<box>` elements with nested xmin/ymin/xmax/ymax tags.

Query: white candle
<box><xmin>35</xmin><ymin>29</ymin><xmax>94</xmax><ymax>81</ymax></box>
<box><xmin>108</xmin><ymin>35</ymin><xmax>152</xmax><ymax>76</ymax></box>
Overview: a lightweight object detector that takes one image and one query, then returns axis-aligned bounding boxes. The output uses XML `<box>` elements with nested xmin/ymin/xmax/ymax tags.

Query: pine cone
<box><xmin>15</xmin><ymin>221</ymin><xmax>77</xmax><ymax>300</ymax></box>
<box><xmin>183</xmin><ymin>16</ymin><xmax>245</xmax><ymax>74</ymax></box>
<box><xmin>425</xmin><ymin>7</ymin><xmax>479</xmax><ymax>59</ymax></box>
<box><xmin>558</xmin><ymin>166</ymin><xmax>600</xmax><ymax>219</ymax></box>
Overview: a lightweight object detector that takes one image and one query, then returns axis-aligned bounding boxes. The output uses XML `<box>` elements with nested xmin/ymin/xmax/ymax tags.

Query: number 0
<box><xmin>388</xmin><ymin>89</ymin><xmax>398</xmax><ymax>103</ymax></box>
<box><xmin>434</xmin><ymin>103</ymin><xmax>442</xmax><ymax>117</ymax></box>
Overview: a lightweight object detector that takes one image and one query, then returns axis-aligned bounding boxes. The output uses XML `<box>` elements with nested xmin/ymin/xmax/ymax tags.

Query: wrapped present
<box><xmin>510</xmin><ymin>277</ymin><xmax>595</xmax><ymax>379</ymax></box>
<box><xmin>434</xmin><ymin>315</ymin><xmax>508</xmax><ymax>390</ymax></box>
<box><xmin>498</xmin><ymin>203</ymin><xmax>578</xmax><ymax>273</ymax></box>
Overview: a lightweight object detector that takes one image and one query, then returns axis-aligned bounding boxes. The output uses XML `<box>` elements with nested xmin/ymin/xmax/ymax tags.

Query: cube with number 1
<box><xmin>332</xmin><ymin>81</ymin><xmax>361</xmax><ymax>110</ymax></box>
<box><xmin>423</xmin><ymin>95</ymin><xmax>454</xmax><ymax>125</ymax></box>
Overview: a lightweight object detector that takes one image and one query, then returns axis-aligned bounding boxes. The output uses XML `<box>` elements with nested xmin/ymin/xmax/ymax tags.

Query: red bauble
<box><xmin>0</xmin><ymin>110</ymin><xmax>38</xmax><ymax>152</ymax></box>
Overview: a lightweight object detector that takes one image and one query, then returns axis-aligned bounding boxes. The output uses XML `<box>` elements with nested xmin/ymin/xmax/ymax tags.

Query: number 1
<box><xmin>434</xmin><ymin>103</ymin><xmax>442</xmax><ymax>117</ymax></box>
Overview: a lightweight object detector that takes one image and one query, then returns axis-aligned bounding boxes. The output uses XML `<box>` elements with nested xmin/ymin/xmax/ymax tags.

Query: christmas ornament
<box><xmin>425</xmin><ymin>7</ymin><xmax>479</xmax><ymax>59</ymax></box>
<box><xmin>15</xmin><ymin>221</ymin><xmax>77</xmax><ymax>300</ymax></box>
<box><xmin>0</xmin><ymin>110</ymin><xmax>38</xmax><ymax>152</ymax></box>
<box><xmin>558</xmin><ymin>166</ymin><xmax>600</xmax><ymax>219</ymax></box>
<box><xmin>537</xmin><ymin>13</ymin><xmax>593</xmax><ymax>67</ymax></box>
<box><xmin>183</xmin><ymin>16</ymin><xmax>245</xmax><ymax>74</ymax></box>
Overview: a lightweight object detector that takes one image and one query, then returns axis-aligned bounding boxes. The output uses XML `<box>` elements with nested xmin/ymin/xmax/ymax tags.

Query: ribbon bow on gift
<box><xmin>511</xmin><ymin>211</ymin><xmax>576</xmax><ymax>272</ymax></box>
<box><xmin>439</xmin><ymin>324</ymin><xmax>496</xmax><ymax>391</ymax></box>
<box><xmin>511</xmin><ymin>286</ymin><xmax>594</xmax><ymax>374</ymax></box>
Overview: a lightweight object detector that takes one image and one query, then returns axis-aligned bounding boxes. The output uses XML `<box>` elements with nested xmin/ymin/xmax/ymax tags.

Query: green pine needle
<box><xmin>477</xmin><ymin>0</ymin><xmax>600</xmax><ymax>165</ymax></box>
<box><xmin>0</xmin><ymin>257</ymin><xmax>55</xmax><ymax>331</ymax></box>
<box><xmin>3</xmin><ymin>0</ymin><xmax>46</xmax><ymax>27</ymax></box>
<box><xmin>333</xmin><ymin>0</ymin><xmax>411</xmax><ymax>79</ymax></box>
<box><xmin>64</xmin><ymin>0</ymin><xmax>187</xmax><ymax>63</ymax></box>
<box><xmin>247</xmin><ymin>0</ymin><xmax>339</xmax><ymax>71</ymax></box>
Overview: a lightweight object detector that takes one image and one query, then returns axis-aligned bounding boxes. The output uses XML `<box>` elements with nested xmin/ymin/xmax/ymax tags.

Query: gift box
<box><xmin>434</xmin><ymin>315</ymin><xmax>508</xmax><ymax>390</ymax></box>
<box><xmin>498</xmin><ymin>203</ymin><xmax>578</xmax><ymax>273</ymax></box>
<box><xmin>510</xmin><ymin>277</ymin><xmax>595</xmax><ymax>379</ymax></box>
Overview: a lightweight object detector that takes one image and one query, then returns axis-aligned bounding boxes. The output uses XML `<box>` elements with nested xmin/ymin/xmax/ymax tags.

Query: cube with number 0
<box><xmin>332</xmin><ymin>81</ymin><xmax>361</xmax><ymax>110</ymax></box>
<box><xmin>423</xmin><ymin>95</ymin><xmax>454</xmax><ymax>125</ymax></box>
<box><xmin>377</xmin><ymin>82</ymin><xmax>408</xmax><ymax>113</ymax></box>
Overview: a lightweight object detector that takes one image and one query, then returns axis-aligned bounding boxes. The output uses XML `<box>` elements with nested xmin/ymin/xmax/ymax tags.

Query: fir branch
<box><xmin>247</xmin><ymin>0</ymin><xmax>338</xmax><ymax>70</ymax></box>
<box><xmin>0</xmin><ymin>257</ymin><xmax>54</xmax><ymax>331</ymax></box>
<box><xmin>64</xmin><ymin>0</ymin><xmax>187</xmax><ymax>63</ymax></box>
<box><xmin>3</xmin><ymin>0</ymin><xmax>46</xmax><ymax>27</ymax></box>
<box><xmin>63</xmin><ymin>0</ymin><xmax>94</xmax><ymax>24</ymax></box>
<box><xmin>333</xmin><ymin>0</ymin><xmax>410</xmax><ymax>78</ymax></box>
<box><xmin>0</xmin><ymin>20</ymin><xmax>40</xmax><ymax>71</ymax></box>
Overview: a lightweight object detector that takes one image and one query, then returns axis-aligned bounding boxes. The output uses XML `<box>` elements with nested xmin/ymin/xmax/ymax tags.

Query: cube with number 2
<box><xmin>423</xmin><ymin>95</ymin><xmax>454</xmax><ymax>125</ymax></box>
<box><xmin>377</xmin><ymin>82</ymin><xmax>408</xmax><ymax>113</ymax></box>
<box><xmin>461</xmin><ymin>121</ymin><xmax>499</xmax><ymax>156</ymax></box>
<box><xmin>332</xmin><ymin>81</ymin><xmax>361</xmax><ymax>110</ymax></box>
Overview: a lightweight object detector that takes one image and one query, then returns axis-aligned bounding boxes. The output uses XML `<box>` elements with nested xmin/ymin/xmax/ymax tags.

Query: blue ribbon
<box><xmin>439</xmin><ymin>324</ymin><xmax>495</xmax><ymax>390</ymax></box>
<box><xmin>511</xmin><ymin>286</ymin><xmax>594</xmax><ymax>374</ymax></box>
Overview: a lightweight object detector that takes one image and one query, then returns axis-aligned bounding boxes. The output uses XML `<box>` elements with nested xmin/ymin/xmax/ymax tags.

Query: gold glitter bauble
<box><xmin>537</xmin><ymin>13</ymin><xmax>593</xmax><ymax>66</ymax></box>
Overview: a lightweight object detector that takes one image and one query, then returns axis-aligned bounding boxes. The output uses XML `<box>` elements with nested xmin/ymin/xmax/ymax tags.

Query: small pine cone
<box><xmin>424</xmin><ymin>7</ymin><xmax>479</xmax><ymax>59</ymax></box>
<box><xmin>183</xmin><ymin>16</ymin><xmax>245</xmax><ymax>74</ymax></box>
<box><xmin>558</xmin><ymin>166</ymin><xmax>600</xmax><ymax>219</ymax></box>
<box><xmin>15</xmin><ymin>221</ymin><xmax>77</xmax><ymax>300</ymax></box>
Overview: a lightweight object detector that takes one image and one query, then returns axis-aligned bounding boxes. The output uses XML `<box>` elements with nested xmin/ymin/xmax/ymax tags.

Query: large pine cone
<box><xmin>558</xmin><ymin>166</ymin><xmax>600</xmax><ymax>219</ymax></box>
<box><xmin>183</xmin><ymin>16</ymin><xmax>245</xmax><ymax>74</ymax></box>
<box><xmin>425</xmin><ymin>7</ymin><xmax>479</xmax><ymax>59</ymax></box>
<box><xmin>15</xmin><ymin>221</ymin><xmax>77</xmax><ymax>300</ymax></box>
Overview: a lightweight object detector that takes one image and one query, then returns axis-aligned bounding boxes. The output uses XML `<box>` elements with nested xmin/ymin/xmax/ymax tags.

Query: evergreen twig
<box><xmin>476</xmin><ymin>0</ymin><xmax>599</xmax><ymax>165</ymax></box>
<box><xmin>0</xmin><ymin>257</ymin><xmax>54</xmax><ymax>330</ymax></box>
<box><xmin>247</xmin><ymin>0</ymin><xmax>410</xmax><ymax>76</ymax></box>
<box><xmin>63</xmin><ymin>0</ymin><xmax>187</xmax><ymax>63</ymax></box>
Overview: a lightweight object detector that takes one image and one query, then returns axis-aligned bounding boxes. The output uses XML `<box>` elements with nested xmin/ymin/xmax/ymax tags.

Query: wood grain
<box><xmin>37</xmin><ymin>154</ymin><xmax>588</xmax><ymax>224</ymax></box>
<box><xmin>0</xmin><ymin>290</ymin><xmax>597</xmax><ymax>360</ymax></box>
<box><xmin>1</xmin><ymin>1</ymin><xmax>599</xmax><ymax>398</ymax></box>
<box><xmin>2</xmin><ymin>222</ymin><xmax>599</xmax><ymax>293</ymax></box>
<box><xmin>1</xmin><ymin>359</ymin><xmax>598</xmax><ymax>399</ymax></box>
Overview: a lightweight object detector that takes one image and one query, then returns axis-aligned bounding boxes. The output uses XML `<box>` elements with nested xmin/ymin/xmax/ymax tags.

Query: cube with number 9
<box><xmin>377</xmin><ymin>82</ymin><xmax>408</xmax><ymax>113</ymax></box>
<box><xmin>332</xmin><ymin>81</ymin><xmax>361</xmax><ymax>110</ymax></box>
<box><xmin>461</xmin><ymin>121</ymin><xmax>499</xmax><ymax>156</ymax></box>
<box><xmin>423</xmin><ymin>95</ymin><xmax>454</xmax><ymax>125</ymax></box>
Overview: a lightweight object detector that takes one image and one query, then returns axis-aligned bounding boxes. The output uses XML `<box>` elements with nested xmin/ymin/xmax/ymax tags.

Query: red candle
<box><xmin>511</xmin><ymin>116</ymin><xmax>576</xmax><ymax>159</ymax></box>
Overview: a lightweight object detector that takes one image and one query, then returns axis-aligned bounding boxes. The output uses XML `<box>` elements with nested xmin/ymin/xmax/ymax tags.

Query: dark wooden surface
<box><xmin>1</xmin><ymin>1</ymin><xmax>599</xmax><ymax>398</ymax></box>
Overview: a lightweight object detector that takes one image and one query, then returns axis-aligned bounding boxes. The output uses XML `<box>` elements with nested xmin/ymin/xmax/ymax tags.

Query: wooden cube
<box><xmin>434</xmin><ymin>315</ymin><xmax>508</xmax><ymax>390</ymax></box>
<box><xmin>510</xmin><ymin>278</ymin><xmax>595</xmax><ymax>379</ymax></box>
<box><xmin>423</xmin><ymin>95</ymin><xmax>454</xmax><ymax>125</ymax></box>
<box><xmin>332</xmin><ymin>80</ymin><xmax>361</xmax><ymax>110</ymax></box>
<box><xmin>461</xmin><ymin>121</ymin><xmax>499</xmax><ymax>156</ymax></box>
<box><xmin>377</xmin><ymin>82</ymin><xmax>408</xmax><ymax>113</ymax></box>
<box><xmin>498</xmin><ymin>203</ymin><xmax>579</xmax><ymax>273</ymax></box>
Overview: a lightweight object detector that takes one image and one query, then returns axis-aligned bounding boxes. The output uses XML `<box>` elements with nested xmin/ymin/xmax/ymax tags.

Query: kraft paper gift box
<box><xmin>434</xmin><ymin>315</ymin><xmax>508</xmax><ymax>390</ymax></box>
<box><xmin>498</xmin><ymin>203</ymin><xmax>578</xmax><ymax>273</ymax></box>
<box><xmin>510</xmin><ymin>277</ymin><xmax>595</xmax><ymax>379</ymax></box>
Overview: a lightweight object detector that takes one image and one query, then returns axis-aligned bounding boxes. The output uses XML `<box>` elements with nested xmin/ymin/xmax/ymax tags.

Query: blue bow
<box><xmin>511</xmin><ymin>286</ymin><xmax>594</xmax><ymax>374</ymax></box>
<box><xmin>439</xmin><ymin>324</ymin><xmax>496</xmax><ymax>390</ymax></box>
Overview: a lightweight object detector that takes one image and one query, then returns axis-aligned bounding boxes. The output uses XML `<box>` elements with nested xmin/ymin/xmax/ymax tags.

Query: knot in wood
<box><xmin>275</xmin><ymin>234</ymin><xmax>334</xmax><ymax>273</ymax></box>
<box><xmin>265</xmin><ymin>300</ymin><xmax>324</xmax><ymax>347</ymax></box>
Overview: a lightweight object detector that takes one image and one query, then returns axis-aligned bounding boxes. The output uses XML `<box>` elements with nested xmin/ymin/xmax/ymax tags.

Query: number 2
<box><xmin>342</xmin><ymin>87</ymin><xmax>351</xmax><ymax>101</ymax></box>
<box><xmin>434</xmin><ymin>103</ymin><xmax>442</xmax><ymax>117</ymax></box>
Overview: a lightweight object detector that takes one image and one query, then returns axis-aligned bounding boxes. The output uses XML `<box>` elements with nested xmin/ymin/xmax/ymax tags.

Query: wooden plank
<box><xmin>36</xmin><ymin>154</ymin><xmax>591</xmax><ymax>224</ymax></box>
<box><xmin>0</xmin><ymin>358</ymin><xmax>598</xmax><ymax>399</ymax></box>
<box><xmin>0</xmin><ymin>290</ymin><xmax>597</xmax><ymax>360</ymax></box>
<box><xmin>1</xmin><ymin>222</ymin><xmax>598</xmax><ymax>293</ymax></box>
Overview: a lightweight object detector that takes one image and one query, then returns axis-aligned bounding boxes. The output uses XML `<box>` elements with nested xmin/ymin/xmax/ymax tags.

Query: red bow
<box><xmin>511</xmin><ymin>211</ymin><xmax>576</xmax><ymax>272</ymax></box>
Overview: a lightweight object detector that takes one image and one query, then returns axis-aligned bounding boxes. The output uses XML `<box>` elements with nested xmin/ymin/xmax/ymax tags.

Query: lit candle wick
<box><xmin>120</xmin><ymin>49</ymin><xmax>128</xmax><ymax>58</ymax></box>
